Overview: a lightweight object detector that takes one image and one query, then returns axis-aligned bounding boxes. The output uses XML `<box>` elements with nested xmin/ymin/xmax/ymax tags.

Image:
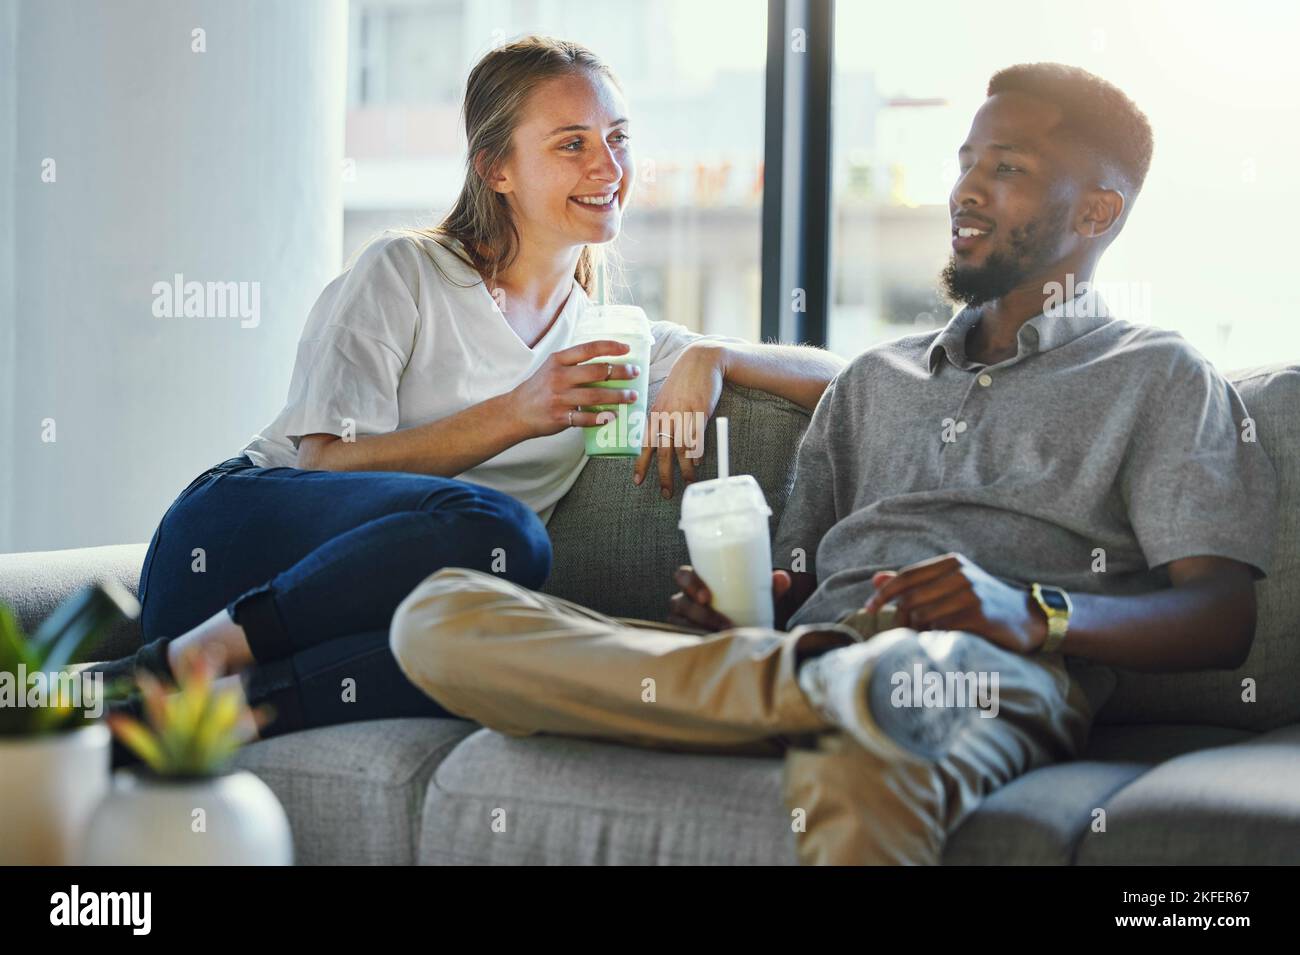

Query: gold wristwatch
<box><xmin>1030</xmin><ymin>583</ymin><xmax>1072</xmax><ymax>654</ymax></box>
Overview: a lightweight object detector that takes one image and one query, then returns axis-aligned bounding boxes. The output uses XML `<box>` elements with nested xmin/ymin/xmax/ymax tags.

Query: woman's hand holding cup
<box><xmin>507</xmin><ymin>339</ymin><xmax>641</xmax><ymax>438</ymax></box>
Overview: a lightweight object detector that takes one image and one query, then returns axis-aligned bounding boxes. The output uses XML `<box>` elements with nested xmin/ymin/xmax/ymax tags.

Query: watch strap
<box><xmin>1031</xmin><ymin>583</ymin><xmax>1071</xmax><ymax>654</ymax></box>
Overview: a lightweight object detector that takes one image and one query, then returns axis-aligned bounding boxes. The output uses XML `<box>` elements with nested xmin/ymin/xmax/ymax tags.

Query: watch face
<box><xmin>1040</xmin><ymin>588</ymin><xmax>1069</xmax><ymax>612</ymax></box>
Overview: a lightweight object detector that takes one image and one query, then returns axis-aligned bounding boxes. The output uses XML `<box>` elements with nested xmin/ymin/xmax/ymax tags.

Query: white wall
<box><xmin>1</xmin><ymin>0</ymin><xmax>17</xmax><ymax>550</ymax></box>
<box><xmin>5</xmin><ymin>0</ymin><xmax>347</xmax><ymax>553</ymax></box>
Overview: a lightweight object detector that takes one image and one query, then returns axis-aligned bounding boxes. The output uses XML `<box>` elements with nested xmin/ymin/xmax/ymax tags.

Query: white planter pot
<box><xmin>80</xmin><ymin>769</ymin><xmax>293</xmax><ymax>865</ymax></box>
<box><xmin>0</xmin><ymin>724</ymin><xmax>111</xmax><ymax>865</ymax></box>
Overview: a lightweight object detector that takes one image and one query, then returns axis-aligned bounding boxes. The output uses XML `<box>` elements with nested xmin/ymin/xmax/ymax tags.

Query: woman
<box><xmin>93</xmin><ymin>35</ymin><xmax>844</xmax><ymax>742</ymax></box>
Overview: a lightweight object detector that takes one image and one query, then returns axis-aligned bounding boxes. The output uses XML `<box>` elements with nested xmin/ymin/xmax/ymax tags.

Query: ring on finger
<box><xmin>604</xmin><ymin>362</ymin><xmax>613</xmax><ymax>381</ymax></box>
<box><xmin>568</xmin><ymin>409</ymin><xmax>575</xmax><ymax>427</ymax></box>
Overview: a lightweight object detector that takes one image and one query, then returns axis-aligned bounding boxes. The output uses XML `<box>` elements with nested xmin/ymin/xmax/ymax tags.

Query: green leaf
<box><xmin>31</xmin><ymin>580</ymin><xmax>139</xmax><ymax>671</ymax></box>
<box><xmin>193</xmin><ymin>689</ymin><xmax>242</xmax><ymax>771</ymax></box>
<box><xmin>107</xmin><ymin>713</ymin><xmax>166</xmax><ymax>773</ymax></box>
<box><xmin>0</xmin><ymin>603</ymin><xmax>37</xmax><ymax>674</ymax></box>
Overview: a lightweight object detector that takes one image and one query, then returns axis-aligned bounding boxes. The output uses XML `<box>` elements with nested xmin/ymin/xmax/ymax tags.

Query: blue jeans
<box><xmin>137</xmin><ymin>455</ymin><xmax>552</xmax><ymax>737</ymax></box>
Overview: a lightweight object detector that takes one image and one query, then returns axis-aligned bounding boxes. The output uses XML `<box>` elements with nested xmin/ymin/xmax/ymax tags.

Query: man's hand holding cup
<box><xmin>668</xmin><ymin>566</ymin><xmax>792</xmax><ymax>633</ymax></box>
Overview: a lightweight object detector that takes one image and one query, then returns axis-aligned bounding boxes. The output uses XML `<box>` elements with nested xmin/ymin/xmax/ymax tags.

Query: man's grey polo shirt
<box><xmin>773</xmin><ymin>298</ymin><xmax>1279</xmax><ymax>629</ymax></box>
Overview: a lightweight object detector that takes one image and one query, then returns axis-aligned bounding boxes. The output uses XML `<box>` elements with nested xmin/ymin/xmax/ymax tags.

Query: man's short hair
<box><xmin>987</xmin><ymin>63</ymin><xmax>1154</xmax><ymax>199</ymax></box>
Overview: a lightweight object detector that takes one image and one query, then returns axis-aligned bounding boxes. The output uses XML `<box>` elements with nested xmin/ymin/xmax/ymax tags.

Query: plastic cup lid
<box><xmin>574</xmin><ymin>303</ymin><xmax>653</xmax><ymax>345</ymax></box>
<box><xmin>678</xmin><ymin>474</ymin><xmax>772</xmax><ymax>527</ymax></box>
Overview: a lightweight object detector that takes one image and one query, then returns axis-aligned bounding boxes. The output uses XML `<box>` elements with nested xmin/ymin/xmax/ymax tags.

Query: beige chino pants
<box><xmin>390</xmin><ymin>567</ymin><xmax>1096</xmax><ymax>864</ymax></box>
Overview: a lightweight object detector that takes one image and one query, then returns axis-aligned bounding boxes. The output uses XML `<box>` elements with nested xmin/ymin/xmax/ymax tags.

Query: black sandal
<box><xmin>85</xmin><ymin>636</ymin><xmax>175</xmax><ymax>686</ymax></box>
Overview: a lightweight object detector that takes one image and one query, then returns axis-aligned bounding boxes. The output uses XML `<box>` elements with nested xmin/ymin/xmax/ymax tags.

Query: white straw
<box><xmin>595</xmin><ymin>261</ymin><xmax>607</xmax><ymax>306</ymax></box>
<box><xmin>717</xmin><ymin>417</ymin><xmax>729</xmax><ymax>481</ymax></box>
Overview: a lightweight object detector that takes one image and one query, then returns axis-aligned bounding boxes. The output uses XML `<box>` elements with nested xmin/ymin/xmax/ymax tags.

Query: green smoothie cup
<box><xmin>573</xmin><ymin>304</ymin><xmax>653</xmax><ymax>457</ymax></box>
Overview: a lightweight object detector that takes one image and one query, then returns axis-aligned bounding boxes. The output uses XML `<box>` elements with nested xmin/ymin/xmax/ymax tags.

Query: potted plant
<box><xmin>0</xmin><ymin>581</ymin><xmax>138</xmax><ymax>865</ymax></box>
<box><xmin>81</xmin><ymin>651</ymin><xmax>293</xmax><ymax>865</ymax></box>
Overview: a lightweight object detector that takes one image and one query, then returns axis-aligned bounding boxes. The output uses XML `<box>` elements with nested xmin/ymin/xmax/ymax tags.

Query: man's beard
<box><xmin>940</xmin><ymin>202</ymin><xmax>1070</xmax><ymax>308</ymax></box>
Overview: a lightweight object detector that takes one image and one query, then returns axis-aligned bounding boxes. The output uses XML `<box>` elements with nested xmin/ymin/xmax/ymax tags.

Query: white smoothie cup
<box><xmin>678</xmin><ymin>419</ymin><xmax>774</xmax><ymax>628</ymax></box>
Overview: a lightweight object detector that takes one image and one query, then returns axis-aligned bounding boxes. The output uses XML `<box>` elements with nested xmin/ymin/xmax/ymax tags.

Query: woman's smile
<box><xmin>570</xmin><ymin>191</ymin><xmax>620</xmax><ymax>212</ymax></box>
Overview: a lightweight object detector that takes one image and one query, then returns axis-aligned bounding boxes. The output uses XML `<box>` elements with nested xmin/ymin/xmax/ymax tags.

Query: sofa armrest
<box><xmin>0</xmin><ymin>543</ymin><xmax>150</xmax><ymax>661</ymax></box>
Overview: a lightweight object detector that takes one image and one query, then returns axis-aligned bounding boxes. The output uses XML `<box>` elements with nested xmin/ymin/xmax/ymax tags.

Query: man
<box><xmin>388</xmin><ymin>63</ymin><xmax>1277</xmax><ymax>864</ymax></box>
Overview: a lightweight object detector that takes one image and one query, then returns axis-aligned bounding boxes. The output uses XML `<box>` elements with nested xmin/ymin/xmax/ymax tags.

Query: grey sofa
<box><xmin>2</xmin><ymin>371</ymin><xmax>1298</xmax><ymax>865</ymax></box>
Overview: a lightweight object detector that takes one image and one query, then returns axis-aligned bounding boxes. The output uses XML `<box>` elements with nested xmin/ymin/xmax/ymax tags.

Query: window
<box><xmin>344</xmin><ymin>0</ymin><xmax>769</xmax><ymax>340</ymax></box>
<box><xmin>829</xmin><ymin>0</ymin><xmax>1300</xmax><ymax>368</ymax></box>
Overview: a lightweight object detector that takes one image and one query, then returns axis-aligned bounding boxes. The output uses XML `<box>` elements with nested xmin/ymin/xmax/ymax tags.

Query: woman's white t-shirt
<box><xmin>240</xmin><ymin>234</ymin><xmax>743</xmax><ymax>524</ymax></box>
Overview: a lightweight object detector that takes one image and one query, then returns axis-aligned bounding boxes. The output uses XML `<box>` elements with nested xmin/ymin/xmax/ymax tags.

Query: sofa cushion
<box><xmin>232</xmin><ymin>717</ymin><xmax>477</xmax><ymax>865</ymax></box>
<box><xmin>543</xmin><ymin>382</ymin><xmax>811</xmax><ymax>623</ymax></box>
<box><xmin>0</xmin><ymin>542</ymin><xmax>149</xmax><ymax>660</ymax></box>
<box><xmin>1097</xmin><ymin>364</ymin><xmax>1300</xmax><ymax>731</ymax></box>
<box><xmin>418</xmin><ymin>729</ymin><xmax>799</xmax><ymax>865</ymax></box>
<box><xmin>1075</xmin><ymin>722</ymin><xmax>1300</xmax><ymax>865</ymax></box>
<box><xmin>944</xmin><ymin>723</ymin><xmax>1253</xmax><ymax>865</ymax></box>
<box><xmin>422</xmin><ymin>724</ymin><xmax>1261</xmax><ymax>866</ymax></box>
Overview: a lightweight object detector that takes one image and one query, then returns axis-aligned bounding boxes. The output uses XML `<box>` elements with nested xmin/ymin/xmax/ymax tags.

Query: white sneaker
<box><xmin>796</xmin><ymin>628</ymin><xmax>983</xmax><ymax>763</ymax></box>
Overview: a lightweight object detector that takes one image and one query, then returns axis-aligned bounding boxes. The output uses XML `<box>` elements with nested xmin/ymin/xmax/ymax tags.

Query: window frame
<box><xmin>760</xmin><ymin>0</ymin><xmax>835</xmax><ymax>347</ymax></box>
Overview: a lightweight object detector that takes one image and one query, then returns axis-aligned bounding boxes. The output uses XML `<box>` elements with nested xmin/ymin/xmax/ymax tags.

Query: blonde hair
<box><xmin>386</xmin><ymin>35</ymin><xmax>624</xmax><ymax>298</ymax></box>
